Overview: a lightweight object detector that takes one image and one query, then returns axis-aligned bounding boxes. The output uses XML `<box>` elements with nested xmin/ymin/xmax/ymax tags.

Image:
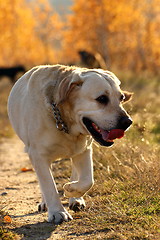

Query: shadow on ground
<box><xmin>13</xmin><ymin>221</ymin><xmax>57</xmax><ymax>240</ymax></box>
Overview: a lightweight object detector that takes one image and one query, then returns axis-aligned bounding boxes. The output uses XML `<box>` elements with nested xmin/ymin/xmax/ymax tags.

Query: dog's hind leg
<box><xmin>64</xmin><ymin>148</ymin><xmax>94</xmax><ymax>198</ymax></box>
<box><xmin>29</xmin><ymin>150</ymin><xmax>73</xmax><ymax>224</ymax></box>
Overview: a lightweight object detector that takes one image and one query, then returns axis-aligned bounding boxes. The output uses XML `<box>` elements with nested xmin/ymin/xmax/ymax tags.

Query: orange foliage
<box><xmin>31</xmin><ymin>0</ymin><xmax>64</xmax><ymax>64</ymax></box>
<box><xmin>0</xmin><ymin>0</ymin><xmax>63</xmax><ymax>67</ymax></box>
<box><xmin>0</xmin><ymin>0</ymin><xmax>159</xmax><ymax>72</ymax></box>
<box><xmin>63</xmin><ymin>0</ymin><xmax>160</xmax><ymax>72</ymax></box>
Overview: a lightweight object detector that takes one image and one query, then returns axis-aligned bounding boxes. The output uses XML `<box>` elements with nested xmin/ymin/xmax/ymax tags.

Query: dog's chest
<box><xmin>50</xmin><ymin>135</ymin><xmax>92</xmax><ymax>159</ymax></box>
<box><xmin>67</xmin><ymin>136</ymin><xmax>92</xmax><ymax>157</ymax></box>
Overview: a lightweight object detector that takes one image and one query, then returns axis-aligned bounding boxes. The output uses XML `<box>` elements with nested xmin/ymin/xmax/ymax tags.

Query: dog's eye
<box><xmin>120</xmin><ymin>94</ymin><xmax>125</xmax><ymax>102</ymax></box>
<box><xmin>96</xmin><ymin>95</ymin><xmax>109</xmax><ymax>105</ymax></box>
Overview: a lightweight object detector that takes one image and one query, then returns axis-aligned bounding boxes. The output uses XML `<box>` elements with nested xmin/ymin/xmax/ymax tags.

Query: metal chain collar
<box><xmin>51</xmin><ymin>103</ymin><xmax>69</xmax><ymax>134</ymax></box>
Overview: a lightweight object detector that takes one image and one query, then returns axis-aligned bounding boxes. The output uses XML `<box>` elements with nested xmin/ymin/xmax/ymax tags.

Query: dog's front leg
<box><xmin>64</xmin><ymin>147</ymin><xmax>94</xmax><ymax>198</ymax></box>
<box><xmin>68</xmin><ymin>161</ymin><xmax>86</xmax><ymax>212</ymax></box>
<box><xmin>29</xmin><ymin>151</ymin><xmax>72</xmax><ymax>224</ymax></box>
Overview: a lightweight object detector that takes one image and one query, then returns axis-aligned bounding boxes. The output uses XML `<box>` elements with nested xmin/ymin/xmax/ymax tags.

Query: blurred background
<box><xmin>0</xmin><ymin>0</ymin><xmax>160</xmax><ymax>72</ymax></box>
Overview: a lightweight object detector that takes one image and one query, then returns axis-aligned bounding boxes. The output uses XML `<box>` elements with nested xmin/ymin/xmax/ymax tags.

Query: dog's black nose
<box><xmin>118</xmin><ymin>116</ymin><xmax>132</xmax><ymax>130</ymax></box>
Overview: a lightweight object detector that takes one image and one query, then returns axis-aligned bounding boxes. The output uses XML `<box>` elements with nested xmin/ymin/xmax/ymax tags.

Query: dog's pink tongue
<box><xmin>108</xmin><ymin>129</ymin><xmax>124</xmax><ymax>140</ymax></box>
<box><xmin>100</xmin><ymin>129</ymin><xmax>124</xmax><ymax>141</ymax></box>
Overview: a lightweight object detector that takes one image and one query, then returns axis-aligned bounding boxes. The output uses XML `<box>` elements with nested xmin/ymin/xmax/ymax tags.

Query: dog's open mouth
<box><xmin>82</xmin><ymin>117</ymin><xmax>124</xmax><ymax>147</ymax></box>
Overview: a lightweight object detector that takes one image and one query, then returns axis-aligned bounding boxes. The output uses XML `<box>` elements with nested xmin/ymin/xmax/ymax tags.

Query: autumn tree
<box><xmin>0</xmin><ymin>0</ymin><xmax>37</xmax><ymax>66</ymax></box>
<box><xmin>63</xmin><ymin>0</ymin><xmax>160</xmax><ymax>73</ymax></box>
<box><xmin>62</xmin><ymin>0</ymin><xmax>115</xmax><ymax>68</ymax></box>
<box><xmin>0</xmin><ymin>0</ymin><xmax>63</xmax><ymax>67</ymax></box>
<box><xmin>31</xmin><ymin>0</ymin><xmax>64</xmax><ymax>64</ymax></box>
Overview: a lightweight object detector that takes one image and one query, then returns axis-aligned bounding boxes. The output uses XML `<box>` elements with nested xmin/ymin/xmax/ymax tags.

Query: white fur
<box><xmin>8</xmin><ymin>65</ymin><xmax>131</xmax><ymax>224</ymax></box>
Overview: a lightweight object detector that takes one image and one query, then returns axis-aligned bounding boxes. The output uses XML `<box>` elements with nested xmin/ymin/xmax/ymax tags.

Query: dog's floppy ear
<box><xmin>123</xmin><ymin>91</ymin><xmax>133</xmax><ymax>103</ymax></box>
<box><xmin>56</xmin><ymin>73</ymin><xmax>83</xmax><ymax>104</ymax></box>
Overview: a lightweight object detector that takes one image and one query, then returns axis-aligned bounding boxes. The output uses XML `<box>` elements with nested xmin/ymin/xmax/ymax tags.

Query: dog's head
<box><xmin>56</xmin><ymin>67</ymin><xmax>132</xmax><ymax>147</ymax></box>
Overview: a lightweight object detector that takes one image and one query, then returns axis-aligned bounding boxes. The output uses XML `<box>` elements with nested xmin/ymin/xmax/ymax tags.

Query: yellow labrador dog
<box><xmin>8</xmin><ymin>65</ymin><xmax>132</xmax><ymax>224</ymax></box>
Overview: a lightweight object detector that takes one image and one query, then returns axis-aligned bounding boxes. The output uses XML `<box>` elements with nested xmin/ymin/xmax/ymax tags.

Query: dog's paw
<box><xmin>64</xmin><ymin>180</ymin><xmax>93</xmax><ymax>198</ymax></box>
<box><xmin>63</xmin><ymin>181</ymin><xmax>85</xmax><ymax>198</ymax></box>
<box><xmin>48</xmin><ymin>210</ymin><xmax>73</xmax><ymax>225</ymax></box>
<box><xmin>38</xmin><ymin>202</ymin><xmax>47</xmax><ymax>212</ymax></box>
<box><xmin>69</xmin><ymin>197</ymin><xmax>86</xmax><ymax>212</ymax></box>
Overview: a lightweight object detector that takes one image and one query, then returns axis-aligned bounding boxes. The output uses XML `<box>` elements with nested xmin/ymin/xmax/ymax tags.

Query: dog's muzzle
<box><xmin>82</xmin><ymin>116</ymin><xmax>132</xmax><ymax>147</ymax></box>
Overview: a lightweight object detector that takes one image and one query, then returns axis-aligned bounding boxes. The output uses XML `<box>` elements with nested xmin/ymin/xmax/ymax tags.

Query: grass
<box><xmin>0</xmin><ymin>227</ymin><xmax>20</xmax><ymax>240</ymax></box>
<box><xmin>0</xmin><ymin>79</ymin><xmax>14</xmax><ymax>141</ymax></box>
<box><xmin>0</xmin><ymin>72</ymin><xmax>160</xmax><ymax>239</ymax></box>
<box><xmin>0</xmin><ymin>210</ymin><xmax>21</xmax><ymax>240</ymax></box>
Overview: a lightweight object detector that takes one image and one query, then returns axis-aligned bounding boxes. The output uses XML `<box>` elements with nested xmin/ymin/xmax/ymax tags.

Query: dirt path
<box><xmin>0</xmin><ymin>136</ymin><xmax>67</xmax><ymax>239</ymax></box>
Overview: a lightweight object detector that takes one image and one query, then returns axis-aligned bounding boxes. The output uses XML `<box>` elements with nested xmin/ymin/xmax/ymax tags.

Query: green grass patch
<box><xmin>151</xmin><ymin>122</ymin><xmax>160</xmax><ymax>143</ymax></box>
<box><xmin>63</xmin><ymin>179</ymin><xmax>160</xmax><ymax>239</ymax></box>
